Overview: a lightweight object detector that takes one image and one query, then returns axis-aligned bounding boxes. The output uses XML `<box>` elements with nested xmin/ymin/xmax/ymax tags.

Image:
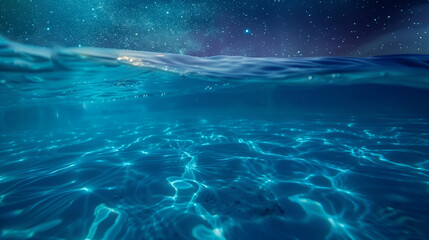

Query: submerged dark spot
<box><xmin>309</xmin><ymin>175</ymin><xmax>332</xmax><ymax>188</ymax></box>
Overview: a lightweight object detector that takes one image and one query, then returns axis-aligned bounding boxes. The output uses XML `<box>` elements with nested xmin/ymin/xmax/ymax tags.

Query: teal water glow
<box><xmin>1</xmin><ymin>38</ymin><xmax>429</xmax><ymax>239</ymax></box>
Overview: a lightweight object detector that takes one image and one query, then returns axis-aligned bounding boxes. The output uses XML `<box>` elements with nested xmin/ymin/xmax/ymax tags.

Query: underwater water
<box><xmin>1</xmin><ymin>37</ymin><xmax>429</xmax><ymax>240</ymax></box>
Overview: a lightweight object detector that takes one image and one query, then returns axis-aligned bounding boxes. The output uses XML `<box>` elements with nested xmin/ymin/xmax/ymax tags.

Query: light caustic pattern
<box><xmin>1</xmin><ymin>118</ymin><xmax>429</xmax><ymax>239</ymax></box>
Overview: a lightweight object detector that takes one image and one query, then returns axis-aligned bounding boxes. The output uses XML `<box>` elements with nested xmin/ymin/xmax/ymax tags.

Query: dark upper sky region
<box><xmin>1</xmin><ymin>0</ymin><xmax>428</xmax><ymax>57</ymax></box>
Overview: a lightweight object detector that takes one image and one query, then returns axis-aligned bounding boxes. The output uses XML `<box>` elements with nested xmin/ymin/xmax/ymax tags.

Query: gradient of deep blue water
<box><xmin>1</xmin><ymin>38</ymin><xmax>429</xmax><ymax>240</ymax></box>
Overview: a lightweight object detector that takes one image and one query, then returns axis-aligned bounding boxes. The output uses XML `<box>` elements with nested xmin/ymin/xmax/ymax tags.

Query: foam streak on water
<box><xmin>1</xmin><ymin>37</ymin><xmax>429</xmax><ymax>239</ymax></box>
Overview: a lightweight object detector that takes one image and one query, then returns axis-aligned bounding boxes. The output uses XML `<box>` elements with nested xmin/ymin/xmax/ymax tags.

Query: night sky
<box><xmin>1</xmin><ymin>0</ymin><xmax>428</xmax><ymax>57</ymax></box>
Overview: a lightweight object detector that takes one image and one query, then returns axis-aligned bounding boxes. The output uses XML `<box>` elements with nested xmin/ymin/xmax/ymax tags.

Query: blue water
<box><xmin>1</xmin><ymin>37</ymin><xmax>429</xmax><ymax>240</ymax></box>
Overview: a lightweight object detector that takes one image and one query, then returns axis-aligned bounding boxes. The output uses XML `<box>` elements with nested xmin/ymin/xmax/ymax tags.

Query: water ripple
<box><xmin>1</xmin><ymin>37</ymin><xmax>429</xmax><ymax>105</ymax></box>
<box><xmin>1</xmin><ymin>118</ymin><xmax>428</xmax><ymax>239</ymax></box>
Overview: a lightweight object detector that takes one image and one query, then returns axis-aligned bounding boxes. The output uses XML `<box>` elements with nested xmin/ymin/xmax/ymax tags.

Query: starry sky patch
<box><xmin>0</xmin><ymin>0</ymin><xmax>428</xmax><ymax>57</ymax></box>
